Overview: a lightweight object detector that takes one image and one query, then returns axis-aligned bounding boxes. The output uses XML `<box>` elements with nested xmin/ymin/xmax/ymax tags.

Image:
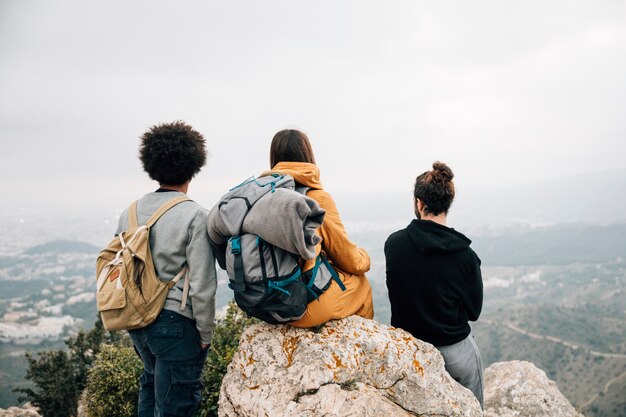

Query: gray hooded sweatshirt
<box><xmin>116</xmin><ymin>190</ymin><xmax>217</xmax><ymax>345</ymax></box>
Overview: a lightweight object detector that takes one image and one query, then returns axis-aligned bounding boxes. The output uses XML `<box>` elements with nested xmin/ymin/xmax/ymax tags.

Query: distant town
<box><xmin>0</xmin><ymin>250</ymin><xmax>94</xmax><ymax>344</ymax></box>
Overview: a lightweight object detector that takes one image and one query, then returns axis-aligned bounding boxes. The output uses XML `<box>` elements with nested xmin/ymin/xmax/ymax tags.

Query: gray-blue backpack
<box><xmin>207</xmin><ymin>174</ymin><xmax>345</xmax><ymax>324</ymax></box>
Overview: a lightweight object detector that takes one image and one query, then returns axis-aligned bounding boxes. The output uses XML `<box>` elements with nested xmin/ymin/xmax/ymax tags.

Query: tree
<box><xmin>17</xmin><ymin>303</ymin><xmax>255</xmax><ymax>417</ymax></box>
<box><xmin>17</xmin><ymin>350</ymin><xmax>81</xmax><ymax>417</ymax></box>
<box><xmin>15</xmin><ymin>317</ymin><xmax>125</xmax><ymax>417</ymax></box>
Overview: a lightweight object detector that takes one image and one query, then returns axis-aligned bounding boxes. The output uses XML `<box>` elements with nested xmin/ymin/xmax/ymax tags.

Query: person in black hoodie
<box><xmin>385</xmin><ymin>161</ymin><xmax>484</xmax><ymax>408</ymax></box>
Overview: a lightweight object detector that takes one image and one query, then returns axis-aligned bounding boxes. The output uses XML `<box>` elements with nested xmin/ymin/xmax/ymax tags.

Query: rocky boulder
<box><xmin>219</xmin><ymin>316</ymin><xmax>482</xmax><ymax>416</ymax></box>
<box><xmin>484</xmin><ymin>360</ymin><xmax>584</xmax><ymax>417</ymax></box>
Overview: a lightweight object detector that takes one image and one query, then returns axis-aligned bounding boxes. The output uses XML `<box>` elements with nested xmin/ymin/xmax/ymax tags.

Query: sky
<box><xmin>1</xmin><ymin>0</ymin><xmax>625</xmax><ymax>216</ymax></box>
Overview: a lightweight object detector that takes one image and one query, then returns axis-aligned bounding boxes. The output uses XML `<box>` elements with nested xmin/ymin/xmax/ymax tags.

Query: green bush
<box><xmin>81</xmin><ymin>302</ymin><xmax>257</xmax><ymax>417</ymax></box>
<box><xmin>84</xmin><ymin>345</ymin><xmax>143</xmax><ymax>417</ymax></box>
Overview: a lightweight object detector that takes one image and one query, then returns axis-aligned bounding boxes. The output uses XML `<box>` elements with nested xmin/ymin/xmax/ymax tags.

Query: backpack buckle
<box><xmin>231</xmin><ymin>236</ymin><xmax>241</xmax><ymax>255</ymax></box>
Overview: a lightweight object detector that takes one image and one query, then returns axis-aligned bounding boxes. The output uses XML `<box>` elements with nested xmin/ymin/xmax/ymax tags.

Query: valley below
<box><xmin>0</xmin><ymin>216</ymin><xmax>624</xmax><ymax>416</ymax></box>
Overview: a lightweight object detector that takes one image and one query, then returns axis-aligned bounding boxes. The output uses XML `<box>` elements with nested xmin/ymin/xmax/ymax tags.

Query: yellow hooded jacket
<box><xmin>264</xmin><ymin>161</ymin><xmax>374</xmax><ymax>327</ymax></box>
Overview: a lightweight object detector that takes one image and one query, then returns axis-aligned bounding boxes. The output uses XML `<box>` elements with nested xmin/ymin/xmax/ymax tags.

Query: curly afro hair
<box><xmin>139</xmin><ymin>121</ymin><xmax>207</xmax><ymax>185</ymax></box>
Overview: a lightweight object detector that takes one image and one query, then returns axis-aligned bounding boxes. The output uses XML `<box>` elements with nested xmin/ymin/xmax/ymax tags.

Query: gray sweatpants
<box><xmin>437</xmin><ymin>333</ymin><xmax>484</xmax><ymax>409</ymax></box>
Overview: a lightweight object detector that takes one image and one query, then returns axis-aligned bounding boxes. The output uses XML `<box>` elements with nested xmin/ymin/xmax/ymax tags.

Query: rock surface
<box><xmin>219</xmin><ymin>316</ymin><xmax>482</xmax><ymax>416</ymax></box>
<box><xmin>0</xmin><ymin>405</ymin><xmax>41</xmax><ymax>417</ymax></box>
<box><xmin>484</xmin><ymin>360</ymin><xmax>584</xmax><ymax>417</ymax></box>
<box><xmin>1</xmin><ymin>323</ymin><xmax>584</xmax><ymax>417</ymax></box>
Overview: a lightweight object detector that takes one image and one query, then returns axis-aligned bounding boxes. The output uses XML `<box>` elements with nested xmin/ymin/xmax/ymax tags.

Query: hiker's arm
<box><xmin>460</xmin><ymin>251</ymin><xmax>483</xmax><ymax>322</ymax></box>
<box><xmin>210</xmin><ymin>241</ymin><xmax>227</xmax><ymax>270</ymax></box>
<box><xmin>114</xmin><ymin>208</ymin><xmax>129</xmax><ymax>236</ymax></box>
<box><xmin>384</xmin><ymin>236</ymin><xmax>401</xmax><ymax>316</ymax></box>
<box><xmin>187</xmin><ymin>209</ymin><xmax>218</xmax><ymax>346</ymax></box>
<box><xmin>206</xmin><ymin>204</ymin><xmax>228</xmax><ymax>269</ymax></box>
<box><xmin>311</xmin><ymin>190</ymin><xmax>370</xmax><ymax>276</ymax></box>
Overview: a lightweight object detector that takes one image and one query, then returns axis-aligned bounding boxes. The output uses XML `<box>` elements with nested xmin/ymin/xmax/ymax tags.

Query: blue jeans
<box><xmin>437</xmin><ymin>333</ymin><xmax>484</xmax><ymax>409</ymax></box>
<box><xmin>129</xmin><ymin>310</ymin><xmax>208</xmax><ymax>417</ymax></box>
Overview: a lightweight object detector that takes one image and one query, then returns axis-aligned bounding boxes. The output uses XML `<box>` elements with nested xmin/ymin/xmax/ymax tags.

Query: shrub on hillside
<box><xmin>84</xmin><ymin>344</ymin><xmax>143</xmax><ymax>417</ymax></box>
<box><xmin>16</xmin><ymin>349</ymin><xmax>80</xmax><ymax>417</ymax></box>
<box><xmin>15</xmin><ymin>318</ymin><xmax>125</xmax><ymax>417</ymax></box>
<box><xmin>81</xmin><ymin>302</ymin><xmax>257</xmax><ymax>417</ymax></box>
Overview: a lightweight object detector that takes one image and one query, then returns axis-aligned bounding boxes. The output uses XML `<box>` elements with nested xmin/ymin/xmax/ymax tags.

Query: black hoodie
<box><xmin>384</xmin><ymin>219</ymin><xmax>483</xmax><ymax>347</ymax></box>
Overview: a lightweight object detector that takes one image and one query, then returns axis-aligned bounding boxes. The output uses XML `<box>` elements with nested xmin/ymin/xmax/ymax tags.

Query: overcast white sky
<box><xmin>1</xmin><ymin>0</ymin><xmax>625</xmax><ymax>215</ymax></box>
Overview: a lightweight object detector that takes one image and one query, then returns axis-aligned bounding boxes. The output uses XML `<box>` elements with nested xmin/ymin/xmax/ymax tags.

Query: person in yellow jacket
<box><xmin>263</xmin><ymin>129</ymin><xmax>374</xmax><ymax>328</ymax></box>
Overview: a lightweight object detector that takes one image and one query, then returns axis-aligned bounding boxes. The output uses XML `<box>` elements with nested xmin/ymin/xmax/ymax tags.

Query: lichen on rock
<box><xmin>218</xmin><ymin>316</ymin><xmax>482</xmax><ymax>417</ymax></box>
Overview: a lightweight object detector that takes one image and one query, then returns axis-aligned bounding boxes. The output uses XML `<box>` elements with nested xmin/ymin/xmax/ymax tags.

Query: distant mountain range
<box><xmin>472</xmin><ymin>223</ymin><xmax>626</xmax><ymax>265</ymax></box>
<box><xmin>336</xmin><ymin>168</ymin><xmax>626</xmax><ymax>232</ymax></box>
<box><xmin>23</xmin><ymin>240</ymin><xmax>99</xmax><ymax>255</ymax></box>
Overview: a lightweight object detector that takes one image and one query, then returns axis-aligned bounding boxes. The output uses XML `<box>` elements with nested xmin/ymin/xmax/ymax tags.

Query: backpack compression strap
<box><xmin>320</xmin><ymin>255</ymin><xmax>346</xmax><ymax>291</ymax></box>
<box><xmin>230</xmin><ymin>236</ymin><xmax>245</xmax><ymax>292</ymax></box>
<box><xmin>167</xmin><ymin>266</ymin><xmax>190</xmax><ymax>311</ymax></box>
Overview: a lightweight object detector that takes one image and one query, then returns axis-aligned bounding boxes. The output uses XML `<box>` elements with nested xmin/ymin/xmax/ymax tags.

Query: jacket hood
<box><xmin>406</xmin><ymin>219</ymin><xmax>471</xmax><ymax>254</ymax></box>
<box><xmin>262</xmin><ymin>162</ymin><xmax>324</xmax><ymax>190</ymax></box>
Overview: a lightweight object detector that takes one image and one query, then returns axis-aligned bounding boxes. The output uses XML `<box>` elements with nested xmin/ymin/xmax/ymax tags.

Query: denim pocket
<box><xmin>146</xmin><ymin>313</ymin><xmax>185</xmax><ymax>357</ymax></box>
<box><xmin>165</xmin><ymin>364</ymin><xmax>203</xmax><ymax>416</ymax></box>
<box><xmin>151</xmin><ymin>321</ymin><xmax>184</xmax><ymax>338</ymax></box>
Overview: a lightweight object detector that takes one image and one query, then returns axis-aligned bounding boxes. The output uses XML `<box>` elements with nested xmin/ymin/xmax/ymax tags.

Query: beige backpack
<box><xmin>96</xmin><ymin>196</ymin><xmax>190</xmax><ymax>331</ymax></box>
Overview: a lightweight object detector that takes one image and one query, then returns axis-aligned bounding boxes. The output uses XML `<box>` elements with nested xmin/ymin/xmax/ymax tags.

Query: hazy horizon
<box><xmin>2</xmin><ymin>1</ymin><xmax>625</xmax><ymax>215</ymax></box>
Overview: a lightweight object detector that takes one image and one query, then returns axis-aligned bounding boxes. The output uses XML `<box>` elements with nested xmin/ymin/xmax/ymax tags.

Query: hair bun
<box><xmin>431</xmin><ymin>161</ymin><xmax>454</xmax><ymax>182</ymax></box>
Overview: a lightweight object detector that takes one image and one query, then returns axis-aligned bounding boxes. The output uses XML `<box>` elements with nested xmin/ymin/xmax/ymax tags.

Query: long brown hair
<box><xmin>269</xmin><ymin>129</ymin><xmax>316</xmax><ymax>168</ymax></box>
<box><xmin>414</xmin><ymin>161</ymin><xmax>455</xmax><ymax>215</ymax></box>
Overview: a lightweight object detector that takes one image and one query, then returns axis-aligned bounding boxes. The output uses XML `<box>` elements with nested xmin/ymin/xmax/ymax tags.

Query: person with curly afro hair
<box><xmin>115</xmin><ymin>121</ymin><xmax>217</xmax><ymax>417</ymax></box>
<box><xmin>139</xmin><ymin>121</ymin><xmax>207</xmax><ymax>186</ymax></box>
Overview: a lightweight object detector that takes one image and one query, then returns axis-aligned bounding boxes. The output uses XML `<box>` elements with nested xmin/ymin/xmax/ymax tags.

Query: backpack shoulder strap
<box><xmin>145</xmin><ymin>196</ymin><xmax>191</xmax><ymax>227</ymax></box>
<box><xmin>295</xmin><ymin>185</ymin><xmax>310</xmax><ymax>195</ymax></box>
<box><xmin>128</xmin><ymin>201</ymin><xmax>139</xmax><ymax>228</ymax></box>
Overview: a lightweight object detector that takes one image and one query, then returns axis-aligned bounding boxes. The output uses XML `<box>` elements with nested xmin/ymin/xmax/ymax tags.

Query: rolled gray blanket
<box><xmin>207</xmin><ymin>175</ymin><xmax>325</xmax><ymax>260</ymax></box>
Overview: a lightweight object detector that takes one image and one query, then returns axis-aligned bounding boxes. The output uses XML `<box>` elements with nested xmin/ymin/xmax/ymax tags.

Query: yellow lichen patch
<box><xmin>332</xmin><ymin>352</ymin><xmax>344</xmax><ymax>368</ymax></box>
<box><xmin>238</xmin><ymin>363</ymin><xmax>247</xmax><ymax>378</ymax></box>
<box><xmin>282</xmin><ymin>335</ymin><xmax>300</xmax><ymax>368</ymax></box>
<box><xmin>413</xmin><ymin>359</ymin><xmax>424</xmax><ymax>378</ymax></box>
<box><xmin>379</xmin><ymin>364</ymin><xmax>385</xmax><ymax>373</ymax></box>
<box><xmin>247</xmin><ymin>355</ymin><xmax>256</xmax><ymax>365</ymax></box>
<box><xmin>323</xmin><ymin>328</ymin><xmax>336</xmax><ymax>337</ymax></box>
